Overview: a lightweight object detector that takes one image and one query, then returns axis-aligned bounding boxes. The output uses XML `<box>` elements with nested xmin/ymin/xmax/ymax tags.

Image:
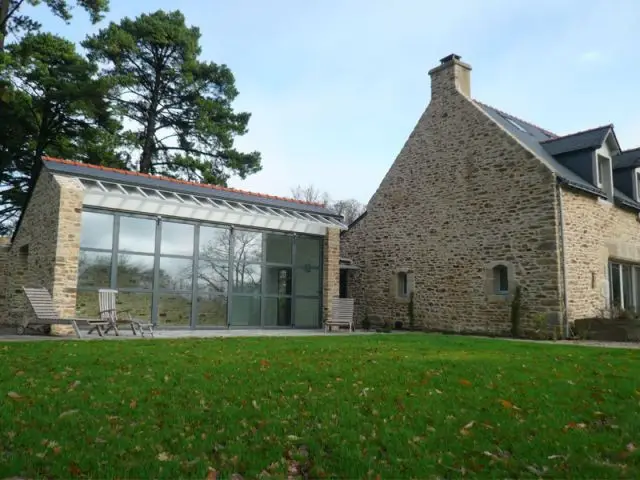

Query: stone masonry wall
<box><xmin>4</xmin><ymin>170</ymin><xmax>83</xmax><ymax>326</ymax></box>
<box><xmin>0</xmin><ymin>237</ymin><xmax>11</xmax><ymax>324</ymax></box>
<box><xmin>340</xmin><ymin>215</ymin><xmax>371</xmax><ymax>327</ymax></box>
<box><xmin>322</xmin><ymin>227</ymin><xmax>341</xmax><ymax>323</ymax></box>
<box><xmin>340</xmin><ymin>61</ymin><xmax>565</xmax><ymax>334</ymax></box>
<box><xmin>561</xmin><ymin>188</ymin><xmax>640</xmax><ymax>320</ymax></box>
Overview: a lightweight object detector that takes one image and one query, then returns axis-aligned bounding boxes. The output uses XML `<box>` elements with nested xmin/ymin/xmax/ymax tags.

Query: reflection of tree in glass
<box><xmin>78</xmin><ymin>251</ymin><xmax>111</xmax><ymax>286</ymax></box>
<box><xmin>195</xmin><ymin>229</ymin><xmax>261</xmax><ymax>294</ymax></box>
<box><xmin>116</xmin><ymin>254</ymin><xmax>154</xmax><ymax>289</ymax></box>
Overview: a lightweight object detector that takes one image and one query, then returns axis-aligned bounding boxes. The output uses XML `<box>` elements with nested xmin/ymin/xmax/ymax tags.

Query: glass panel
<box><xmin>295</xmin><ymin>267</ymin><xmax>320</xmax><ymax>296</ymax></box>
<box><xmin>196</xmin><ymin>296</ymin><xmax>227</xmax><ymax>326</ymax></box>
<box><xmin>230</xmin><ymin>296</ymin><xmax>261</xmax><ymax>326</ymax></box>
<box><xmin>265</xmin><ymin>266</ymin><xmax>292</xmax><ymax>295</ymax></box>
<box><xmin>117</xmin><ymin>254</ymin><xmax>154</xmax><ymax>289</ymax></box>
<box><xmin>119</xmin><ymin>216</ymin><xmax>156</xmax><ymax>253</ymax></box>
<box><xmin>76</xmin><ymin>290</ymin><xmax>99</xmax><ymax>317</ymax></box>
<box><xmin>265</xmin><ymin>234</ymin><xmax>292</xmax><ymax>264</ymax></box>
<box><xmin>115</xmin><ymin>292</ymin><xmax>152</xmax><ymax>320</ymax></box>
<box><xmin>161</xmin><ymin>222</ymin><xmax>194</xmax><ymax>256</ymax></box>
<box><xmin>610</xmin><ymin>262</ymin><xmax>621</xmax><ymax>308</ymax></box>
<box><xmin>159</xmin><ymin>257</ymin><xmax>193</xmax><ymax>291</ymax></box>
<box><xmin>78</xmin><ymin>250</ymin><xmax>111</xmax><ymax>288</ymax></box>
<box><xmin>623</xmin><ymin>264</ymin><xmax>634</xmax><ymax>310</ymax></box>
<box><xmin>232</xmin><ymin>263</ymin><xmax>261</xmax><ymax>294</ymax></box>
<box><xmin>294</xmin><ymin>298</ymin><xmax>320</xmax><ymax>328</ymax></box>
<box><xmin>295</xmin><ymin>237</ymin><xmax>321</xmax><ymax>267</ymax></box>
<box><xmin>199</xmin><ymin>226</ymin><xmax>230</xmax><ymax>264</ymax></box>
<box><xmin>80</xmin><ymin>211</ymin><xmax>113</xmax><ymax>249</ymax></box>
<box><xmin>197</xmin><ymin>261</ymin><xmax>228</xmax><ymax>295</ymax></box>
<box><xmin>233</xmin><ymin>230</ymin><xmax>262</xmax><ymax>265</ymax></box>
<box><xmin>157</xmin><ymin>293</ymin><xmax>192</xmax><ymax>326</ymax></box>
<box><xmin>264</xmin><ymin>297</ymin><xmax>291</xmax><ymax>327</ymax></box>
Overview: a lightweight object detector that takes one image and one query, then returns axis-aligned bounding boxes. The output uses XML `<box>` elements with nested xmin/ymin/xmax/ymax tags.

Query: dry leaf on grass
<box><xmin>157</xmin><ymin>451</ymin><xmax>172</xmax><ymax>461</ymax></box>
<box><xmin>59</xmin><ymin>409</ymin><xmax>79</xmax><ymax>419</ymax></box>
<box><xmin>459</xmin><ymin>379</ymin><xmax>472</xmax><ymax>386</ymax></box>
<box><xmin>7</xmin><ymin>391</ymin><xmax>22</xmax><ymax>400</ymax></box>
<box><xmin>206</xmin><ymin>468</ymin><xmax>218</xmax><ymax>480</ymax></box>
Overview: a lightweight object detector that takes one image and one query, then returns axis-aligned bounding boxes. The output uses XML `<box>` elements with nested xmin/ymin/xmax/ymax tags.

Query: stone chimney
<box><xmin>428</xmin><ymin>53</ymin><xmax>472</xmax><ymax>99</ymax></box>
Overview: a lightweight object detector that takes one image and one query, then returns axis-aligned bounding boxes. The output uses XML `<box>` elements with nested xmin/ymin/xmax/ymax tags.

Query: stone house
<box><xmin>341</xmin><ymin>54</ymin><xmax>640</xmax><ymax>336</ymax></box>
<box><xmin>0</xmin><ymin>158</ymin><xmax>344</xmax><ymax>330</ymax></box>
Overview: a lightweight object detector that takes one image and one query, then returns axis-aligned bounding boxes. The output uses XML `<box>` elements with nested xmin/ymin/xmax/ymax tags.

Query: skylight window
<box><xmin>505</xmin><ymin>117</ymin><xmax>528</xmax><ymax>133</ymax></box>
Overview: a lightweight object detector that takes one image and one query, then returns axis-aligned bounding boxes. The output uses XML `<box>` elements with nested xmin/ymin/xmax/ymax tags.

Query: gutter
<box><xmin>557</xmin><ymin>181</ymin><xmax>570</xmax><ymax>339</ymax></box>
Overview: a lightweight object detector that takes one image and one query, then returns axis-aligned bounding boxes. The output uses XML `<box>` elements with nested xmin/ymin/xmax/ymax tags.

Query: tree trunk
<box><xmin>139</xmin><ymin>116</ymin><xmax>156</xmax><ymax>173</ymax></box>
<box><xmin>0</xmin><ymin>0</ymin><xmax>10</xmax><ymax>51</ymax></box>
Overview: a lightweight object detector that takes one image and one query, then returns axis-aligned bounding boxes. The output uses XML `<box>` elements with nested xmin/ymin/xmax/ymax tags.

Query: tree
<box><xmin>83</xmin><ymin>10</ymin><xmax>261</xmax><ymax>184</ymax></box>
<box><xmin>0</xmin><ymin>0</ymin><xmax>109</xmax><ymax>50</ymax></box>
<box><xmin>332</xmin><ymin>198</ymin><xmax>366</xmax><ymax>225</ymax></box>
<box><xmin>290</xmin><ymin>184</ymin><xmax>330</xmax><ymax>206</ymax></box>
<box><xmin>290</xmin><ymin>184</ymin><xmax>365</xmax><ymax>225</ymax></box>
<box><xmin>0</xmin><ymin>32</ymin><xmax>120</xmax><ymax>233</ymax></box>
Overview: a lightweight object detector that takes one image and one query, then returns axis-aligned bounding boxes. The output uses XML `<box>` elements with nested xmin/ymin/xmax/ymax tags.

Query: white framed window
<box><xmin>608</xmin><ymin>260</ymin><xmax>640</xmax><ymax>312</ymax></box>
<box><xmin>635</xmin><ymin>169</ymin><xmax>640</xmax><ymax>202</ymax></box>
<box><xmin>596</xmin><ymin>155</ymin><xmax>613</xmax><ymax>200</ymax></box>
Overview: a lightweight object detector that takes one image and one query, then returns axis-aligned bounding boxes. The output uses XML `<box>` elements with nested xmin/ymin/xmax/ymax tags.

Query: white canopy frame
<box><xmin>77</xmin><ymin>177</ymin><xmax>346</xmax><ymax>235</ymax></box>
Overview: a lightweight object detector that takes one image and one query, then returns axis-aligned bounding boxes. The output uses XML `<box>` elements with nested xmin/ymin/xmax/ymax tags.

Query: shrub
<box><xmin>408</xmin><ymin>291</ymin><xmax>416</xmax><ymax>330</ymax></box>
<box><xmin>361</xmin><ymin>316</ymin><xmax>371</xmax><ymax>331</ymax></box>
<box><xmin>510</xmin><ymin>285</ymin><xmax>522</xmax><ymax>338</ymax></box>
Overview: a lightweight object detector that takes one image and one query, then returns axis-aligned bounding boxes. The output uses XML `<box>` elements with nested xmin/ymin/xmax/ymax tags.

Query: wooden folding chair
<box><xmin>98</xmin><ymin>288</ymin><xmax>155</xmax><ymax>338</ymax></box>
<box><xmin>22</xmin><ymin>287</ymin><xmax>108</xmax><ymax>338</ymax></box>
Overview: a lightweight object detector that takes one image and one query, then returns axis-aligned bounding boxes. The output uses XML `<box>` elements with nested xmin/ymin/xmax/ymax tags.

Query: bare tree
<box><xmin>332</xmin><ymin>199</ymin><xmax>366</xmax><ymax>225</ymax></box>
<box><xmin>290</xmin><ymin>184</ymin><xmax>330</xmax><ymax>206</ymax></box>
<box><xmin>290</xmin><ymin>184</ymin><xmax>365</xmax><ymax>225</ymax></box>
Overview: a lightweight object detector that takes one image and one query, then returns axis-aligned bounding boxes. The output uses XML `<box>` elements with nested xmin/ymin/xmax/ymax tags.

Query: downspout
<box><xmin>557</xmin><ymin>181</ymin><xmax>570</xmax><ymax>338</ymax></box>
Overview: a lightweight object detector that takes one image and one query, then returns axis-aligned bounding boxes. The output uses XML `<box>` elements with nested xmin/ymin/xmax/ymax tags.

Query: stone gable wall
<box><xmin>561</xmin><ymin>188</ymin><xmax>640</xmax><ymax>320</ymax></box>
<box><xmin>341</xmin><ymin>71</ymin><xmax>565</xmax><ymax>334</ymax></box>
<box><xmin>3</xmin><ymin>170</ymin><xmax>83</xmax><ymax>326</ymax></box>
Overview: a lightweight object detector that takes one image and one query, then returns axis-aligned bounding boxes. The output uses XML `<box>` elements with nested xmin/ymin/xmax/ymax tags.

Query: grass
<box><xmin>1</xmin><ymin>334</ymin><xmax>639</xmax><ymax>478</ymax></box>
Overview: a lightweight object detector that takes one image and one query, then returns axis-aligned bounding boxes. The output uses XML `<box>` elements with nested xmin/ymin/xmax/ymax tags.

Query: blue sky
<box><xmin>26</xmin><ymin>0</ymin><xmax>640</xmax><ymax>204</ymax></box>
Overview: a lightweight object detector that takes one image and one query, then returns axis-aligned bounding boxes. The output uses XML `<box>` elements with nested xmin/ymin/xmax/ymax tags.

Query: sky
<box><xmin>25</xmin><ymin>0</ymin><xmax>640</xmax><ymax>205</ymax></box>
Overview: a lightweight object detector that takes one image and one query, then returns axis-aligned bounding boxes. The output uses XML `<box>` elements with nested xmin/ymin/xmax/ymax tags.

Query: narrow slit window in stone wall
<box><xmin>397</xmin><ymin>272</ymin><xmax>409</xmax><ymax>298</ymax></box>
<box><xmin>493</xmin><ymin>265</ymin><xmax>509</xmax><ymax>294</ymax></box>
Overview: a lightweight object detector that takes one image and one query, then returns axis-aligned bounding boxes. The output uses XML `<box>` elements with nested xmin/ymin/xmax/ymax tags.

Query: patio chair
<box><xmin>324</xmin><ymin>298</ymin><xmax>355</xmax><ymax>333</ymax></box>
<box><xmin>22</xmin><ymin>287</ymin><xmax>109</xmax><ymax>338</ymax></box>
<box><xmin>97</xmin><ymin>288</ymin><xmax>155</xmax><ymax>338</ymax></box>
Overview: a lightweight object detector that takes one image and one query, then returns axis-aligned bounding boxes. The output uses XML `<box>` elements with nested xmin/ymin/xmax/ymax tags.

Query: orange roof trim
<box><xmin>42</xmin><ymin>156</ymin><xmax>327</xmax><ymax>208</ymax></box>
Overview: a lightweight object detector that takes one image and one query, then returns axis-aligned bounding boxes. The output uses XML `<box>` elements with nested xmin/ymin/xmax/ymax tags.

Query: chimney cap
<box><xmin>440</xmin><ymin>54</ymin><xmax>462</xmax><ymax>64</ymax></box>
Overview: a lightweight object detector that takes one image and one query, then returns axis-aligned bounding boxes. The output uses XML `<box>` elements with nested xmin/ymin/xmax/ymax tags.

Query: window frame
<box><xmin>493</xmin><ymin>264</ymin><xmax>509</xmax><ymax>294</ymax></box>
<box><xmin>608</xmin><ymin>260</ymin><xmax>640</xmax><ymax>312</ymax></box>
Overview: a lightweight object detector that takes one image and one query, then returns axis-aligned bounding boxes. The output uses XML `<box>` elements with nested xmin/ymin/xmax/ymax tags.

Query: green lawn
<box><xmin>1</xmin><ymin>335</ymin><xmax>639</xmax><ymax>479</ymax></box>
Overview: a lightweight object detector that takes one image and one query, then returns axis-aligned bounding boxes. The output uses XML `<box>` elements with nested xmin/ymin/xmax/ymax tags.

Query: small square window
<box><xmin>397</xmin><ymin>272</ymin><xmax>409</xmax><ymax>297</ymax></box>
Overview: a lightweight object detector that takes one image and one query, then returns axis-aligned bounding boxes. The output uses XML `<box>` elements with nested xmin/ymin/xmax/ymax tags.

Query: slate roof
<box><xmin>541</xmin><ymin>125</ymin><xmax>614</xmax><ymax>156</ymax></box>
<box><xmin>43</xmin><ymin>157</ymin><xmax>340</xmax><ymax>217</ymax></box>
<box><xmin>474</xmin><ymin>102</ymin><xmax>606</xmax><ymax>197</ymax></box>
<box><xmin>613</xmin><ymin>147</ymin><xmax>640</xmax><ymax>170</ymax></box>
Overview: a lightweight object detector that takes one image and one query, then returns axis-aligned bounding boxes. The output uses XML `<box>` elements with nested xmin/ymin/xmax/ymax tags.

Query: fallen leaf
<box><xmin>252</xmin><ymin>400</ymin><xmax>259</xmax><ymax>410</ymax></box>
<box><xmin>499</xmin><ymin>399</ymin><xmax>513</xmax><ymax>409</ymax></box>
<box><xmin>68</xmin><ymin>462</ymin><xmax>82</xmax><ymax>477</ymax></box>
<box><xmin>53</xmin><ymin>446</ymin><xmax>62</xmax><ymax>455</ymax></box>
<box><xmin>7</xmin><ymin>391</ymin><xmax>22</xmax><ymax>400</ymax></box>
<box><xmin>459</xmin><ymin>379</ymin><xmax>472</xmax><ymax>386</ymax></box>
<box><xmin>157</xmin><ymin>452</ymin><xmax>172</xmax><ymax>461</ymax></box>
<box><xmin>15</xmin><ymin>370</ymin><xmax>24</xmax><ymax>376</ymax></box>
<box><xmin>68</xmin><ymin>380</ymin><xmax>81</xmax><ymax>390</ymax></box>
<box><xmin>59</xmin><ymin>410</ymin><xmax>79</xmax><ymax>419</ymax></box>
<box><xmin>130</xmin><ymin>399</ymin><xmax>137</xmax><ymax>409</ymax></box>
<box><xmin>230</xmin><ymin>474</ymin><xmax>244</xmax><ymax>480</ymax></box>
<box><xmin>627</xmin><ymin>443</ymin><xmax>636</xmax><ymax>452</ymax></box>
<box><xmin>260</xmin><ymin>359</ymin><xmax>270</xmax><ymax>368</ymax></box>
<box><xmin>287</xmin><ymin>435</ymin><xmax>300</xmax><ymax>441</ymax></box>
<box><xmin>206</xmin><ymin>468</ymin><xmax>218</xmax><ymax>480</ymax></box>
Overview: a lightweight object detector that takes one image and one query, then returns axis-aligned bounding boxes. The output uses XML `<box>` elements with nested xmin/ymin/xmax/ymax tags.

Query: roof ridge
<box><xmin>618</xmin><ymin>146</ymin><xmax>640</xmax><ymax>156</ymax></box>
<box><xmin>540</xmin><ymin>124</ymin><xmax>613</xmax><ymax>144</ymax></box>
<box><xmin>42</xmin><ymin>156</ymin><xmax>328</xmax><ymax>208</ymax></box>
<box><xmin>473</xmin><ymin>100</ymin><xmax>558</xmax><ymax>138</ymax></box>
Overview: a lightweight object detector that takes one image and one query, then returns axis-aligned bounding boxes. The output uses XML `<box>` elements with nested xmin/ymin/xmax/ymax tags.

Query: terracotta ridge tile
<box><xmin>41</xmin><ymin>156</ymin><xmax>327</xmax><ymax>208</ymax></box>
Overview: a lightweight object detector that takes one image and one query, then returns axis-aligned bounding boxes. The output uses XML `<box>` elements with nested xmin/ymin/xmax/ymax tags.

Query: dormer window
<box><xmin>596</xmin><ymin>154</ymin><xmax>613</xmax><ymax>201</ymax></box>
